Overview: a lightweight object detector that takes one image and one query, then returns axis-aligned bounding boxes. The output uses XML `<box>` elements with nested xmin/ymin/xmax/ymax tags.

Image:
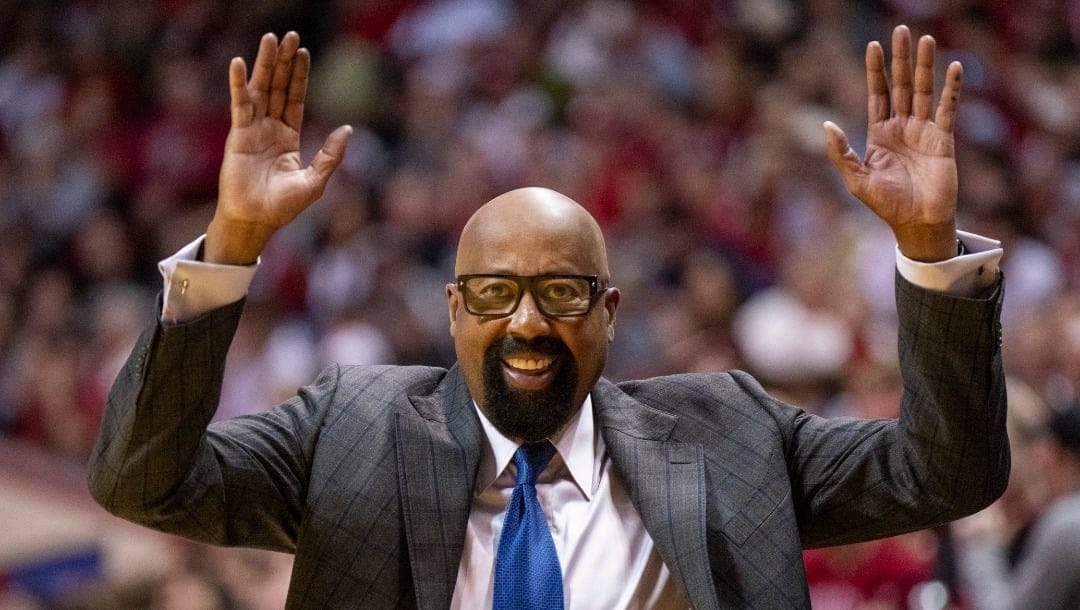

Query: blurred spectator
<box><xmin>957</xmin><ymin>400</ymin><xmax>1080</xmax><ymax>609</ymax></box>
<box><xmin>1</xmin><ymin>0</ymin><xmax>1078</xmax><ymax>606</ymax></box>
<box><xmin>952</xmin><ymin>378</ymin><xmax>1052</xmax><ymax>605</ymax></box>
<box><xmin>732</xmin><ymin>238</ymin><xmax>864</xmax><ymax>409</ymax></box>
<box><xmin>803</xmin><ymin>533</ymin><xmax>937</xmax><ymax>610</ymax></box>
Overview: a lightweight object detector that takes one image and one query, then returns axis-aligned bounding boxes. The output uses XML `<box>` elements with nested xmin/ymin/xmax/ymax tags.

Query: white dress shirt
<box><xmin>451</xmin><ymin>395</ymin><xmax>688</xmax><ymax>609</ymax></box>
<box><xmin>154</xmin><ymin>230</ymin><xmax>1003</xmax><ymax>606</ymax></box>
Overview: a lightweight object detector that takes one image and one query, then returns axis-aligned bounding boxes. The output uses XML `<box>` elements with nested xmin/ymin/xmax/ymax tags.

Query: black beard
<box><xmin>481</xmin><ymin>336</ymin><xmax>579</xmax><ymax>442</ymax></box>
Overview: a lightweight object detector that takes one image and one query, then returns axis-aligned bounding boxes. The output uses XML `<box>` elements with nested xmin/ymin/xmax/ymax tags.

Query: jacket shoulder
<box><xmin>334</xmin><ymin>364</ymin><xmax>450</xmax><ymax>396</ymax></box>
<box><xmin>611</xmin><ymin>371</ymin><xmax>788</xmax><ymax>437</ymax></box>
<box><xmin>614</xmin><ymin>370</ymin><xmax>770</xmax><ymax>408</ymax></box>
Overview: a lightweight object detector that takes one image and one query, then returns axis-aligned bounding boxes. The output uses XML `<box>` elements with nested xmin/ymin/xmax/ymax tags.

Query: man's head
<box><xmin>447</xmin><ymin>187</ymin><xmax>619</xmax><ymax>442</ymax></box>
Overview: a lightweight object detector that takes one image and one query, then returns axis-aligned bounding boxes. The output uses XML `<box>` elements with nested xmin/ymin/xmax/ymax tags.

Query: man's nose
<box><xmin>507</xmin><ymin>290</ymin><xmax>550</xmax><ymax>339</ymax></box>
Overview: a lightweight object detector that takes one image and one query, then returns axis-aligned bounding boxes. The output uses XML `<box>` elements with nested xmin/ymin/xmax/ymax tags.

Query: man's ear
<box><xmin>604</xmin><ymin>288</ymin><xmax>620</xmax><ymax>342</ymax></box>
<box><xmin>446</xmin><ymin>283</ymin><xmax>459</xmax><ymax>337</ymax></box>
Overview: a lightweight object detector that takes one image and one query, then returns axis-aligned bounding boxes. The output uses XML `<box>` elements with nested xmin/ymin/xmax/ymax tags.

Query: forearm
<box><xmin>89</xmin><ymin>294</ymin><xmax>337</xmax><ymax>551</ymax></box>
<box><xmin>87</xmin><ymin>298</ymin><xmax>246</xmax><ymax>541</ymax></box>
<box><xmin>790</xmin><ymin>274</ymin><xmax>1008</xmax><ymax>547</ymax></box>
<box><xmin>892</xmin><ymin>273</ymin><xmax>1009</xmax><ymax>515</ymax></box>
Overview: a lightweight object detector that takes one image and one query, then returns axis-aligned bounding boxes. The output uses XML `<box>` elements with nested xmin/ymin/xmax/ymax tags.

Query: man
<box><xmin>89</xmin><ymin>25</ymin><xmax>1008</xmax><ymax>608</ymax></box>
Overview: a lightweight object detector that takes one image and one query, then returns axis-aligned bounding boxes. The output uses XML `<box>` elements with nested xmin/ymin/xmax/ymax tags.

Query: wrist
<box><xmin>204</xmin><ymin>216</ymin><xmax>275</xmax><ymax>265</ymax></box>
<box><xmin>893</xmin><ymin>222</ymin><xmax>957</xmax><ymax>263</ymax></box>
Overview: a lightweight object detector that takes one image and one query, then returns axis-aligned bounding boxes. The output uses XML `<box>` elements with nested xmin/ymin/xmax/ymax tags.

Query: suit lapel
<box><xmin>397</xmin><ymin>366</ymin><xmax>482</xmax><ymax>610</ymax></box>
<box><xmin>394</xmin><ymin>372</ymin><xmax>730</xmax><ymax>609</ymax></box>
<box><xmin>593</xmin><ymin>379</ymin><xmax>720</xmax><ymax>610</ymax></box>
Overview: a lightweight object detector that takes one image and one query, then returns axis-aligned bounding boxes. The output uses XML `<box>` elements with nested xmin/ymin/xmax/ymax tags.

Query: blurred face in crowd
<box><xmin>447</xmin><ymin>188</ymin><xmax>620</xmax><ymax>442</ymax></box>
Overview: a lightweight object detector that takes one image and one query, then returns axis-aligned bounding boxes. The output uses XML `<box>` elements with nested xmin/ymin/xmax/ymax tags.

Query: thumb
<box><xmin>305</xmin><ymin>124</ymin><xmax>353</xmax><ymax>192</ymax></box>
<box><xmin>824</xmin><ymin>121</ymin><xmax>867</xmax><ymax>198</ymax></box>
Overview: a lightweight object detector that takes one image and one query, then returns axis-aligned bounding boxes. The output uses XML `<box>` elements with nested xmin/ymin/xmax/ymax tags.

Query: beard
<box><xmin>481</xmin><ymin>336</ymin><xmax>580</xmax><ymax>442</ymax></box>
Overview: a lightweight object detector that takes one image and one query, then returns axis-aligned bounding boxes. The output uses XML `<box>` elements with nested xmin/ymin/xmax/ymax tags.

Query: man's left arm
<box><xmin>780</xmin><ymin>25</ymin><xmax>1010</xmax><ymax>546</ymax></box>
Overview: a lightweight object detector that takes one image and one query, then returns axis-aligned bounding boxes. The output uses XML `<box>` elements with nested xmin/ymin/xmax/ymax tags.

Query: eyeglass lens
<box><xmin>461</xmin><ymin>276</ymin><xmax>593</xmax><ymax>316</ymax></box>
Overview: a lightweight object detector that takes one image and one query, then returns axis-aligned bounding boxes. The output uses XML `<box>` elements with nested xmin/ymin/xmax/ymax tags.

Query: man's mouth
<box><xmin>481</xmin><ymin>336</ymin><xmax>578</xmax><ymax>441</ymax></box>
<box><xmin>504</xmin><ymin>356</ymin><xmax>553</xmax><ymax>371</ymax></box>
<box><xmin>501</xmin><ymin>354</ymin><xmax>558</xmax><ymax>390</ymax></box>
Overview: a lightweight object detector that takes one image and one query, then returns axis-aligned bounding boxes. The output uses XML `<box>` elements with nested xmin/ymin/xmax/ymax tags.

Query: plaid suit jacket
<box><xmin>89</xmin><ymin>276</ymin><xmax>1008</xmax><ymax>608</ymax></box>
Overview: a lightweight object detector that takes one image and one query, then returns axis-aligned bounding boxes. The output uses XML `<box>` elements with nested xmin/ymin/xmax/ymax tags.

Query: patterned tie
<box><xmin>493</xmin><ymin>441</ymin><xmax>564</xmax><ymax>610</ymax></box>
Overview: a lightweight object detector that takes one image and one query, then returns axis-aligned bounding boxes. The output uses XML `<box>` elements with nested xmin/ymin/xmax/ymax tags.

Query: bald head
<box><xmin>447</xmin><ymin>187</ymin><xmax>620</xmax><ymax>443</ymax></box>
<box><xmin>455</xmin><ymin>187</ymin><xmax>611</xmax><ymax>282</ymax></box>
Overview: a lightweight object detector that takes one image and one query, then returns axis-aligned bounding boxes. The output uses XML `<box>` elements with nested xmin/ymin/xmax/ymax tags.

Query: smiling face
<box><xmin>447</xmin><ymin>188</ymin><xmax>619</xmax><ymax>442</ymax></box>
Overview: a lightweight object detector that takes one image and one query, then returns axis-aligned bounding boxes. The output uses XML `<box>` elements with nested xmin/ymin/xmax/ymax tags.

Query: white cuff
<box><xmin>158</xmin><ymin>235</ymin><xmax>259</xmax><ymax>323</ymax></box>
<box><xmin>896</xmin><ymin>230</ymin><xmax>1002</xmax><ymax>296</ymax></box>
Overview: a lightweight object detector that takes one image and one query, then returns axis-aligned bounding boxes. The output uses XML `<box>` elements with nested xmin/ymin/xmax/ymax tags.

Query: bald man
<box><xmin>90</xmin><ymin>27</ymin><xmax>1008</xmax><ymax>609</ymax></box>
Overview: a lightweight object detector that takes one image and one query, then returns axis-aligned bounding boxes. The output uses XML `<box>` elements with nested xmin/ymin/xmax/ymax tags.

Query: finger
<box><xmin>228</xmin><ymin>57</ymin><xmax>253</xmax><ymax>127</ymax></box>
<box><xmin>912</xmin><ymin>35</ymin><xmax>936</xmax><ymax>120</ymax></box>
<box><xmin>268</xmin><ymin>31</ymin><xmax>300</xmax><ymax>120</ymax></box>
<box><xmin>866</xmin><ymin>41</ymin><xmax>889</xmax><ymax>124</ymax></box>
<box><xmin>304</xmin><ymin>125</ymin><xmax>354</xmax><ymax>195</ymax></box>
<box><xmin>824</xmin><ymin>121</ymin><xmax>868</xmax><ymax>198</ymax></box>
<box><xmin>890</xmin><ymin>25</ymin><xmax>913</xmax><ymax>117</ymax></box>
<box><xmin>935</xmin><ymin>60</ymin><xmax>963</xmax><ymax>132</ymax></box>
<box><xmin>283</xmin><ymin>47</ymin><xmax>311</xmax><ymax>132</ymax></box>
<box><xmin>249</xmin><ymin>32</ymin><xmax>279</xmax><ymax>117</ymax></box>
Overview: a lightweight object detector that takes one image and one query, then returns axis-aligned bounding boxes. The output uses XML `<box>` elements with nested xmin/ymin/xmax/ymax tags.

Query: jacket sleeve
<box><xmin>86</xmin><ymin>297</ymin><xmax>338</xmax><ymax>552</ymax></box>
<box><xmin>763</xmin><ymin>273</ymin><xmax>1009</xmax><ymax>548</ymax></box>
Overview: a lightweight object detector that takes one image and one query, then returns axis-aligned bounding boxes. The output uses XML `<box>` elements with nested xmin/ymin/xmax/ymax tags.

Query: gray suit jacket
<box><xmin>88</xmin><ymin>276</ymin><xmax>1008</xmax><ymax>608</ymax></box>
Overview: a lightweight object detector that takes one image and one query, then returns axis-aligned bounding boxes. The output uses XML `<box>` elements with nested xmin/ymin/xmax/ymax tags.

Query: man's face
<box><xmin>447</xmin><ymin>197</ymin><xmax>618</xmax><ymax>442</ymax></box>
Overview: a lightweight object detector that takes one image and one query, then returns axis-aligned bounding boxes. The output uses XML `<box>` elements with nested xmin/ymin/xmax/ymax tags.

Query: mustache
<box><xmin>491</xmin><ymin>336</ymin><xmax>569</xmax><ymax>358</ymax></box>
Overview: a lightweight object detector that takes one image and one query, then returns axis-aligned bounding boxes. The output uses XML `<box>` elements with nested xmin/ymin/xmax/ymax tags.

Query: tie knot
<box><xmin>513</xmin><ymin>441</ymin><xmax>556</xmax><ymax>486</ymax></box>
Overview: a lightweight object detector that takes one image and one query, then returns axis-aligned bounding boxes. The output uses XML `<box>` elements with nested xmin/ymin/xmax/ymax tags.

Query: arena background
<box><xmin>0</xmin><ymin>1</ymin><xmax>1076</xmax><ymax>607</ymax></box>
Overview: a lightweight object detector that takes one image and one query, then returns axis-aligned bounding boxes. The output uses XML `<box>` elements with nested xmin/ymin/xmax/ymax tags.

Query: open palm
<box><xmin>209</xmin><ymin>32</ymin><xmax>351</xmax><ymax>264</ymax></box>
<box><xmin>826</xmin><ymin>26</ymin><xmax>961</xmax><ymax>262</ymax></box>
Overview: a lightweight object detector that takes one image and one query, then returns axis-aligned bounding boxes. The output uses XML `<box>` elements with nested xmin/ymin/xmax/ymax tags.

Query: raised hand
<box><xmin>206</xmin><ymin>32</ymin><xmax>352</xmax><ymax>265</ymax></box>
<box><xmin>825</xmin><ymin>25</ymin><xmax>961</xmax><ymax>262</ymax></box>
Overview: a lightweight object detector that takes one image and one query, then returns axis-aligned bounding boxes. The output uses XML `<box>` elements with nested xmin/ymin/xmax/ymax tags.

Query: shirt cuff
<box><xmin>158</xmin><ymin>235</ymin><xmax>259</xmax><ymax>324</ymax></box>
<box><xmin>895</xmin><ymin>230</ymin><xmax>1002</xmax><ymax>297</ymax></box>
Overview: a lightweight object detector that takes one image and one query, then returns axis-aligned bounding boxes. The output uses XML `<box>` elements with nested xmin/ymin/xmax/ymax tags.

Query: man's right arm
<box><xmin>87</xmin><ymin>289</ymin><xmax>343</xmax><ymax>550</ymax></box>
<box><xmin>88</xmin><ymin>30</ymin><xmax>351</xmax><ymax>547</ymax></box>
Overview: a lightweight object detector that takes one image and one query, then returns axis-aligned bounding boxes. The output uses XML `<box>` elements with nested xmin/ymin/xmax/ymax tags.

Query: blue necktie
<box><xmin>493</xmin><ymin>441</ymin><xmax>564</xmax><ymax>610</ymax></box>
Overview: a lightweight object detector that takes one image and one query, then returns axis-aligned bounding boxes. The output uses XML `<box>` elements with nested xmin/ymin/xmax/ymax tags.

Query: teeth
<box><xmin>505</xmin><ymin>357</ymin><xmax>552</xmax><ymax>371</ymax></box>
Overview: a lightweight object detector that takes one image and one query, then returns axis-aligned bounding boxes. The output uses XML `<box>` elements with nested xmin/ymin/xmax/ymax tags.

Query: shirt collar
<box><xmin>473</xmin><ymin>395</ymin><xmax>597</xmax><ymax>500</ymax></box>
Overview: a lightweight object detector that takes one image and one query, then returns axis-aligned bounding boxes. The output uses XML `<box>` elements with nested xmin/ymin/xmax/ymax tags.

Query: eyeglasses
<box><xmin>456</xmin><ymin>274</ymin><xmax>608</xmax><ymax>317</ymax></box>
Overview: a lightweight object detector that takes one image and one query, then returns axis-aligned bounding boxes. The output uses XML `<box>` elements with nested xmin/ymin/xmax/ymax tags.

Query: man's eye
<box><xmin>476</xmin><ymin>282</ymin><xmax>515</xmax><ymax>300</ymax></box>
<box><xmin>541</xmin><ymin>281</ymin><xmax>582</xmax><ymax>301</ymax></box>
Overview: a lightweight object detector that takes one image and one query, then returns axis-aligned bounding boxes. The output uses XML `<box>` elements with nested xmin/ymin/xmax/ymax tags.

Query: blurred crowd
<box><xmin>0</xmin><ymin>0</ymin><xmax>1078</xmax><ymax>608</ymax></box>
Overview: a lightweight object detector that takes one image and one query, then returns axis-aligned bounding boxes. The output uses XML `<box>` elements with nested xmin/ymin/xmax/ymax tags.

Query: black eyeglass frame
<box><xmin>455</xmin><ymin>273</ymin><xmax>609</xmax><ymax>318</ymax></box>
